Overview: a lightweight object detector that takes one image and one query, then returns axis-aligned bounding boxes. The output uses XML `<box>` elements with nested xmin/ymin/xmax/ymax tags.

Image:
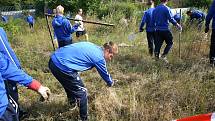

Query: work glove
<box><xmin>38</xmin><ymin>86</ymin><xmax>51</xmax><ymax>101</ymax></box>
<box><xmin>176</xmin><ymin>24</ymin><xmax>182</xmax><ymax>32</ymax></box>
<box><xmin>205</xmin><ymin>26</ymin><xmax>209</xmax><ymax>33</ymax></box>
<box><xmin>28</xmin><ymin>80</ymin><xmax>51</xmax><ymax>101</ymax></box>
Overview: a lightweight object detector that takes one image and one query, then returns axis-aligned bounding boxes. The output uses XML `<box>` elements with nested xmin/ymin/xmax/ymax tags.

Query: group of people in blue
<box><xmin>0</xmin><ymin>12</ymin><xmax>34</xmax><ymax>29</ymax></box>
<box><xmin>139</xmin><ymin>0</ymin><xmax>208</xmax><ymax>63</ymax></box>
<box><xmin>0</xmin><ymin>0</ymin><xmax>215</xmax><ymax>121</ymax></box>
<box><xmin>139</xmin><ymin>0</ymin><xmax>182</xmax><ymax>63</ymax></box>
<box><xmin>0</xmin><ymin>4</ymin><xmax>119</xmax><ymax>121</ymax></box>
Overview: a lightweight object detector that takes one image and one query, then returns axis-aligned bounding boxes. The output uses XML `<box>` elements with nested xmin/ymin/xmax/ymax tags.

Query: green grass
<box><xmin>3</xmin><ymin>16</ymin><xmax>215</xmax><ymax>121</ymax></box>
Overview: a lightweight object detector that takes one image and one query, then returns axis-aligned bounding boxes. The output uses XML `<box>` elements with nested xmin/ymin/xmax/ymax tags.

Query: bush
<box><xmin>182</xmin><ymin>0</ymin><xmax>213</xmax><ymax>8</ymax></box>
<box><xmin>0</xmin><ymin>18</ymin><xmax>24</xmax><ymax>41</ymax></box>
<box><xmin>35</xmin><ymin>0</ymin><xmax>102</xmax><ymax>16</ymax></box>
<box><xmin>97</xmin><ymin>2</ymin><xmax>138</xmax><ymax>20</ymax></box>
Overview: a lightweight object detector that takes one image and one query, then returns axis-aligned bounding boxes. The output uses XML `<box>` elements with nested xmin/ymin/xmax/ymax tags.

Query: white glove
<box><xmin>176</xmin><ymin>24</ymin><xmax>182</xmax><ymax>32</ymax></box>
<box><xmin>38</xmin><ymin>86</ymin><xmax>51</xmax><ymax>101</ymax></box>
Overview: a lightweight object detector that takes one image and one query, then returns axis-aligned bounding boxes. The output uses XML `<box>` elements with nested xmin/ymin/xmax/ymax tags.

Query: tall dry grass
<box><xmin>4</xmin><ymin>14</ymin><xmax>215</xmax><ymax>121</ymax></box>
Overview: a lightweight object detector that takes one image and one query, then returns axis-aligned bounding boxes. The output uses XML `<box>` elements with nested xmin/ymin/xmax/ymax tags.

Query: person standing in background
<box><xmin>52</xmin><ymin>9</ymin><xmax>58</xmax><ymax>47</ymax></box>
<box><xmin>26</xmin><ymin>13</ymin><xmax>34</xmax><ymax>29</ymax></box>
<box><xmin>75</xmin><ymin>9</ymin><xmax>89</xmax><ymax>41</ymax></box>
<box><xmin>52</xmin><ymin>5</ymin><xmax>79</xmax><ymax>48</ymax></box>
<box><xmin>0</xmin><ymin>14</ymin><xmax>8</xmax><ymax>23</ymax></box>
<box><xmin>139</xmin><ymin>0</ymin><xmax>155</xmax><ymax>56</ymax></box>
<box><xmin>152</xmin><ymin>0</ymin><xmax>182</xmax><ymax>63</ymax></box>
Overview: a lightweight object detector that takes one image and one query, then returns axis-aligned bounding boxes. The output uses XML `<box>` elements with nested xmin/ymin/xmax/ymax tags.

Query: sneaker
<box><xmin>80</xmin><ymin>116</ymin><xmax>88</xmax><ymax>121</ymax></box>
<box><xmin>69</xmin><ymin>102</ymin><xmax>77</xmax><ymax>111</ymax></box>
<box><xmin>161</xmin><ymin>55</ymin><xmax>169</xmax><ymax>63</ymax></box>
<box><xmin>19</xmin><ymin>108</ymin><xmax>29</xmax><ymax>120</ymax></box>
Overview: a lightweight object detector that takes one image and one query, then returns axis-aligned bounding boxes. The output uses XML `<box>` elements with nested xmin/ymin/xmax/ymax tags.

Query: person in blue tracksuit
<box><xmin>139</xmin><ymin>0</ymin><xmax>155</xmax><ymax>56</ymax></box>
<box><xmin>48</xmin><ymin>41</ymin><xmax>118</xmax><ymax>121</ymax></box>
<box><xmin>205</xmin><ymin>0</ymin><xmax>215</xmax><ymax>65</ymax></box>
<box><xmin>1</xmin><ymin>15</ymin><xmax>8</xmax><ymax>23</ymax></box>
<box><xmin>0</xmin><ymin>27</ymin><xmax>27</xmax><ymax>119</ymax></box>
<box><xmin>52</xmin><ymin>5</ymin><xmax>79</xmax><ymax>48</ymax></box>
<box><xmin>186</xmin><ymin>9</ymin><xmax>205</xmax><ymax>29</ymax></box>
<box><xmin>174</xmin><ymin>13</ymin><xmax>182</xmax><ymax>24</ymax></box>
<box><xmin>26</xmin><ymin>13</ymin><xmax>34</xmax><ymax>29</ymax></box>
<box><xmin>0</xmin><ymin>52</ymin><xmax>51</xmax><ymax>121</ymax></box>
<box><xmin>152</xmin><ymin>0</ymin><xmax>182</xmax><ymax>63</ymax></box>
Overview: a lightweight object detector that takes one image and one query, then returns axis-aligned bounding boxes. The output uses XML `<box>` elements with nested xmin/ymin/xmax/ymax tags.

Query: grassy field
<box><xmin>3</xmin><ymin>15</ymin><xmax>215</xmax><ymax>121</ymax></box>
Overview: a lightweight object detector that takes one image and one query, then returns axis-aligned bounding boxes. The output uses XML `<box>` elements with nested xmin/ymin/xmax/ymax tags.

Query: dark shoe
<box><xmin>80</xmin><ymin>116</ymin><xmax>88</xmax><ymax>121</ymax></box>
<box><xmin>19</xmin><ymin>108</ymin><xmax>29</xmax><ymax>120</ymax></box>
<box><xmin>69</xmin><ymin>103</ymin><xmax>77</xmax><ymax>111</ymax></box>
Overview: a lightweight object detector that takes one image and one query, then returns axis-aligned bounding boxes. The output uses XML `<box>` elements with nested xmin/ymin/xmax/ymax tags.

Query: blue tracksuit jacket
<box><xmin>152</xmin><ymin>4</ymin><xmax>177</xmax><ymax>31</ymax></box>
<box><xmin>174</xmin><ymin>13</ymin><xmax>182</xmax><ymax>22</ymax></box>
<box><xmin>26</xmin><ymin>15</ymin><xmax>34</xmax><ymax>24</ymax></box>
<box><xmin>0</xmin><ymin>27</ymin><xmax>21</xmax><ymax>69</ymax></box>
<box><xmin>206</xmin><ymin>0</ymin><xmax>215</xmax><ymax>29</ymax></box>
<box><xmin>0</xmin><ymin>52</ymin><xmax>33</xmax><ymax>118</ymax></box>
<box><xmin>139</xmin><ymin>8</ymin><xmax>155</xmax><ymax>32</ymax></box>
<box><xmin>190</xmin><ymin>10</ymin><xmax>205</xmax><ymax>21</ymax></box>
<box><xmin>52</xmin><ymin>15</ymin><xmax>78</xmax><ymax>42</ymax></box>
<box><xmin>51</xmin><ymin>42</ymin><xmax>113</xmax><ymax>86</ymax></box>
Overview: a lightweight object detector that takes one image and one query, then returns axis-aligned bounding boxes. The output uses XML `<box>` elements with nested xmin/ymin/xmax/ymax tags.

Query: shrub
<box><xmin>182</xmin><ymin>0</ymin><xmax>213</xmax><ymax>8</ymax></box>
<box><xmin>97</xmin><ymin>2</ymin><xmax>138</xmax><ymax>20</ymax></box>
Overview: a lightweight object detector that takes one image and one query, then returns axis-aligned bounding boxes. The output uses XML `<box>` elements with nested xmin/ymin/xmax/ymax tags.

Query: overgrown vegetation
<box><xmin>1</xmin><ymin>1</ymin><xmax>215</xmax><ymax>121</ymax></box>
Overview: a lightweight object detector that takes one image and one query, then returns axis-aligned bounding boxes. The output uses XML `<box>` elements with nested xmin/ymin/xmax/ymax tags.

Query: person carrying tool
<box><xmin>186</xmin><ymin>9</ymin><xmax>206</xmax><ymax>30</ymax></box>
<box><xmin>152</xmin><ymin>0</ymin><xmax>182</xmax><ymax>63</ymax></box>
<box><xmin>139</xmin><ymin>0</ymin><xmax>155</xmax><ymax>56</ymax></box>
<box><xmin>52</xmin><ymin>5</ymin><xmax>80</xmax><ymax>48</ymax></box>
<box><xmin>48</xmin><ymin>41</ymin><xmax>118</xmax><ymax>121</ymax></box>
<box><xmin>0</xmin><ymin>51</ymin><xmax>51</xmax><ymax>121</ymax></box>
<box><xmin>75</xmin><ymin>9</ymin><xmax>88</xmax><ymax>41</ymax></box>
<box><xmin>205</xmin><ymin>0</ymin><xmax>215</xmax><ymax>65</ymax></box>
<box><xmin>26</xmin><ymin>13</ymin><xmax>34</xmax><ymax>29</ymax></box>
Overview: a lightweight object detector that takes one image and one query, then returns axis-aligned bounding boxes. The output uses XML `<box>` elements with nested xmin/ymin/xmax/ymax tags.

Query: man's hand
<box><xmin>205</xmin><ymin>27</ymin><xmax>209</xmax><ymax>33</ymax></box>
<box><xmin>176</xmin><ymin>24</ymin><xmax>182</xmax><ymax>32</ymax></box>
<box><xmin>38</xmin><ymin>86</ymin><xmax>51</xmax><ymax>101</ymax></box>
<box><xmin>139</xmin><ymin>28</ymin><xmax>144</xmax><ymax>32</ymax></box>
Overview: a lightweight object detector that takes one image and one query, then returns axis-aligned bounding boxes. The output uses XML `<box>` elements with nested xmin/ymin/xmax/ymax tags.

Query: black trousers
<box><xmin>154</xmin><ymin>30</ymin><xmax>173</xmax><ymax>57</ymax></box>
<box><xmin>29</xmin><ymin>23</ymin><xmax>33</xmax><ymax>29</ymax></box>
<box><xmin>210</xmin><ymin>29</ymin><xmax>215</xmax><ymax>63</ymax></box>
<box><xmin>0</xmin><ymin>100</ymin><xmax>19</xmax><ymax>121</ymax></box>
<box><xmin>4</xmin><ymin>81</ymin><xmax>18</xmax><ymax>103</ymax></box>
<box><xmin>146</xmin><ymin>31</ymin><xmax>155</xmax><ymax>56</ymax></box>
<box><xmin>48</xmin><ymin>59</ymin><xmax>88</xmax><ymax>120</ymax></box>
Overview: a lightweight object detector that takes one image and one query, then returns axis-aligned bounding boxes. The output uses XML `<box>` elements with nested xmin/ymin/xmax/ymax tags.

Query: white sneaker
<box><xmin>69</xmin><ymin>102</ymin><xmax>77</xmax><ymax>111</ymax></box>
<box><xmin>161</xmin><ymin>56</ymin><xmax>169</xmax><ymax>63</ymax></box>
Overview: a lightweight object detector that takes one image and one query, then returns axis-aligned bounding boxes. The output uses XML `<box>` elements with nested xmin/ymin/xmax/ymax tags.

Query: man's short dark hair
<box><xmin>186</xmin><ymin>10</ymin><xmax>192</xmax><ymax>15</ymax></box>
<box><xmin>103</xmin><ymin>41</ymin><xmax>114</xmax><ymax>50</ymax></box>
<box><xmin>160</xmin><ymin>0</ymin><xmax>168</xmax><ymax>2</ymax></box>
